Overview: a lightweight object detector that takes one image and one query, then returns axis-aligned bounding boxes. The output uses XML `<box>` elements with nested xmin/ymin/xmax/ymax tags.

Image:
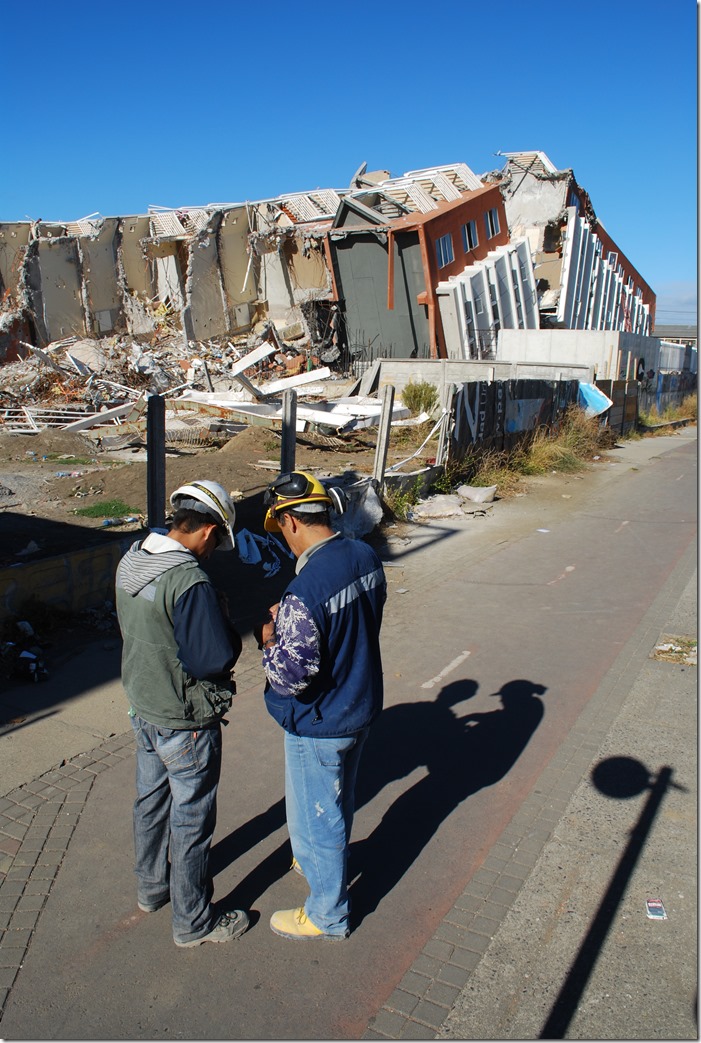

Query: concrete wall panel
<box><xmin>80</xmin><ymin>219</ymin><xmax>121</xmax><ymax>334</ymax></box>
<box><xmin>0</xmin><ymin>224</ymin><xmax>31</xmax><ymax>298</ymax></box>
<box><xmin>187</xmin><ymin>217</ymin><xmax>229</xmax><ymax>340</ymax></box>
<box><xmin>499</xmin><ymin>329</ymin><xmax>663</xmax><ymax>380</ymax></box>
<box><xmin>218</xmin><ymin>209</ymin><xmax>257</xmax><ymax>327</ymax></box>
<box><xmin>119</xmin><ymin>216</ymin><xmax>153</xmax><ymax>298</ymax></box>
<box><xmin>36</xmin><ymin>238</ymin><xmax>86</xmax><ymax>341</ymax></box>
<box><xmin>369</xmin><ymin>357</ymin><xmax>593</xmax><ymax>400</ymax></box>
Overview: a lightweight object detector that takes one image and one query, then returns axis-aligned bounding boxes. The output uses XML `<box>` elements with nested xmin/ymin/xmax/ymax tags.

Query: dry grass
<box><xmin>448</xmin><ymin>406</ymin><xmax>608</xmax><ymax>497</ymax></box>
<box><xmin>639</xmin><ymin>392</ymin><xmax>697</xmax><ymax>427</ymax></box>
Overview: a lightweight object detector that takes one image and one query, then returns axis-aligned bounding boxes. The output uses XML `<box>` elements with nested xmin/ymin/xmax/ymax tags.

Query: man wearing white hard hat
<box><xmin>115</xmin><ymin>479</ymin><xmax>249</xmax><ymax>947</ymax></box>
<box><xmin>256</xmin><ymin>470</ymin><xmax>386</xmax><ymax>941</ymax></box>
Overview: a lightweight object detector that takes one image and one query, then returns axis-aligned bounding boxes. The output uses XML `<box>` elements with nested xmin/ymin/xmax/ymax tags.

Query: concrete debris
<box><xmin>0</xmin><ymin>318</ymin><xmax>393</xmax><ymax>442</ymax></box>
<box><xmin>408</xmin><ymin>493</ymin><xmax>494</xmax><ymax>520</ymax></box>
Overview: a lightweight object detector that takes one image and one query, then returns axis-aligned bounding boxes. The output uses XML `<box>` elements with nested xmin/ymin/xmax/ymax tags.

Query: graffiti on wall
<box><xmin>451</xmin><ymin>379</ymin><xmax>580</xmax><ymax>458</ymax></box>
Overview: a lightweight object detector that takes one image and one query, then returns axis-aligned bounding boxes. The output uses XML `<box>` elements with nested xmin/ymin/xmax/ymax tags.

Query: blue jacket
<box><xmin>264</xmin><ymin>537</ymin><xmax>386</xmax><ymax>737</ymax></box>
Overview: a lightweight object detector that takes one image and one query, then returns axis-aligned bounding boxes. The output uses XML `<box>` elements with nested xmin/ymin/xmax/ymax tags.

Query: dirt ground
<box><xmin>0</xmin><ymin>425</ymin><xmax>398</xmax><ymax>567</ymax></box>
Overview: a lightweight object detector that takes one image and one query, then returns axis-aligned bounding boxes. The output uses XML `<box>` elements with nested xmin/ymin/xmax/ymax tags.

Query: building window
<box><xmin>485</xmin><ymin>208</ymin><xmax>500</xmax><ymax>239</ymax></box>
<box><xmin>436</xmin><ymin>233</ymin><xmax>454</xmax><ymax>269</ymax></box>
<box><xmin>462</xmin><ymin>220</ymin><xmax>479</xmax><ymax>253</ymax></box>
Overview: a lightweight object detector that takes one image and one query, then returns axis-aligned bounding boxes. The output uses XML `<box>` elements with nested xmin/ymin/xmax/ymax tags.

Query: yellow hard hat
<box><xmin>263</xmin><ymin>470</ymin><xmax>333</xmax><ymax>533</ymax></box>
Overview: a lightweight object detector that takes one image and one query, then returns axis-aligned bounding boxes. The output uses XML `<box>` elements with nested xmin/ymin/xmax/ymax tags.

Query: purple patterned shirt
<box><xmin>262</xmin><ymin>593</ymin><xmax>320</xmax><ymax>697</ymax></box>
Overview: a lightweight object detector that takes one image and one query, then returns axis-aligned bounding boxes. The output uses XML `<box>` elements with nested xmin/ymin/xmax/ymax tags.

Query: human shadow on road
<box><xmin>213</xmin><ymin>678</ymin><xmax>546</xmax><ymax>917</ymax></box>
<box><xmin>349</xmin><ymin>678</ymin><xmax>547</xmax><ymax>926</ymax></box>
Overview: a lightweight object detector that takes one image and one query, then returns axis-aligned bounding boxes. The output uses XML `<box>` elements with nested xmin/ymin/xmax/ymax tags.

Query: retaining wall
<box><xmin>0</xmin><ymin>536</ymin><xmax>133</xmax><ymax>624</ymax></box>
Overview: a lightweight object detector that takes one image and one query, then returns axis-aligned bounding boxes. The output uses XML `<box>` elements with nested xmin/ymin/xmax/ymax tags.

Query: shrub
<box><xmin>400</xmin><ymin>380</ymin><xmax>439</xmax><ymax>417</ymax></box>
<box><xmin>382</xmin><ymin>477</ymin><xmax>424</xmax><ymax>520</ymax></box>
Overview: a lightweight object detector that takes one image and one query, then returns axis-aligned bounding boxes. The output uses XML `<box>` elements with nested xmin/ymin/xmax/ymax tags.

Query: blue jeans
<box><xmin>131</xmin><ymin>716</ymin><xmax>222</xmax><ymax>945</ymax></box>
<box><xmin>284</xmin><ymin>728</ymin><xmax>369</xmax><ymax>936</ymax></box>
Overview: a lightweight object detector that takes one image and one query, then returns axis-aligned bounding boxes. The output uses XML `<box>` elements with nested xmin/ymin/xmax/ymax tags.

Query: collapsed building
<box><xmin>483</xmin><ymin>150</ymin><xmax>655</xmax><ymax>335</ymax></box>
<box><xmin>0</xmin><ymin>151</ymin><xmax>658</xmax><ymax>373</ymax></box>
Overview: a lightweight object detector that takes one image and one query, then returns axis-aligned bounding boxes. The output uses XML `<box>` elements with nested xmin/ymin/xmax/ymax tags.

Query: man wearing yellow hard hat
<box><xmin>256</xmin><ymin>470</ymin><xmax>386</xmax><ymax>940</ymax></box>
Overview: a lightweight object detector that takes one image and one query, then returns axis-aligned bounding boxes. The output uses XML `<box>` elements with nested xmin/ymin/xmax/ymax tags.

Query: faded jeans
<box><xmin>284</xmin><ymin>728</ymin><xmax>369</xmax><ymax>936</ymax></box>
<box><xmin>130</xmin><ymin>715</ymin><xmax>222</xmax><ymax>945</ymax></box>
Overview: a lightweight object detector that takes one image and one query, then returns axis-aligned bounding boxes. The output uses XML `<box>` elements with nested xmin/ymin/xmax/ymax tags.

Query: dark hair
<box><xmin>280</xmin><ymin>507</ymin><xmax>331</xmax><ymax>528</ymax></box>
<box><xmin>171</xmin><ymin>507</ymin><xmax>221</xmax><ymax>534</ymax></box>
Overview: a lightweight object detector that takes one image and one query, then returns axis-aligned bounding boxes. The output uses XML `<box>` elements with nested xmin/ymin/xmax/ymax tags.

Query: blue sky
<box><xmin>4</xmin><ymin>0</ymin><xmax>697</xmax><ymax>325</ymax></box>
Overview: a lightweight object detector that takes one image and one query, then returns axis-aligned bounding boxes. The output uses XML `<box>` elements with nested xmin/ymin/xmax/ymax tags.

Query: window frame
<box><xmin>485</xmin><ymin>207</ymin><xmax>500</xmax><ymax>240</ymax></box>
<box><xmin>435</xmin><ymin>233</ymin><xmax>454</xmax><ymax>269</ymax></box>
<box><xmin>462</xmin><ymin>219</ymin><xmax>479</xmax><ymax>253</ymax></box>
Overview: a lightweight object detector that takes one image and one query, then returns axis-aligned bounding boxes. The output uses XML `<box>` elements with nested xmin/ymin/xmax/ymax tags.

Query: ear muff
<box><xmin>326</xmin><ymin>486</ymin><xmax>346</xmax><ymax>516</ymax></box>
<box><xmin>264</xmin><ymin>507</ymin><xmax>282</xmax><ymax>533</ymax></box>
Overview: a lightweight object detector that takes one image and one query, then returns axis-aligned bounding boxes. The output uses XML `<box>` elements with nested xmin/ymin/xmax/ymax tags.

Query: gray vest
<box><xmin>117</xmin><ymin>559</ymin><xmax>234</xmax><ymax>729</ymax></box>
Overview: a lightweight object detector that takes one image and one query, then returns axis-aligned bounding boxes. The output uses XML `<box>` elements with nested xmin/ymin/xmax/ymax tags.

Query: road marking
<box><xmin>421</xmin><ymin>651</ymin><xmax>471</xmax><ymax>689</ymax></box>
<box><xmin>547</xmin><ymin>565</ymin><xmax>576</xmax><ymax>586</ymax></box>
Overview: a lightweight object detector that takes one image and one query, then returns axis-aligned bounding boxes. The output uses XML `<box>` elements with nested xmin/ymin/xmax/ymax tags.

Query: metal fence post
<box><xmin>147</xmin><ymin>394</ymin><xmax>166</xmax><ymax>530</ymax></box>
<box><xmin>281</xmin><ymin>390</ymin><xmax>297</xmax><ymax>474</ymax></box>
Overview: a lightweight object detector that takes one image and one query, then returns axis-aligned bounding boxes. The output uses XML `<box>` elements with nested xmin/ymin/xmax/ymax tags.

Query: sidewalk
<box><xmin>373</xmin><ymin>551</ymin><xmax>696</xmax><ymax>1041</ymax></box>
<box><xmin>0</xmin><ymin>430</ymin><xmax>696</xmax><ymax>1039</ymax></box>
<box><xmin>438</xmin><ymin>563</ymin><xmax>697</xmax><ymax>1040</ymax></box>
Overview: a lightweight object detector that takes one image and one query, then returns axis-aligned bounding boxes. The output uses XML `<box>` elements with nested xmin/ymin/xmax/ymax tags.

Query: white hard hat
<box><xmin>170</xmin><ymin>480</ymin><xmax>236</xmax><ymax>551</ymax></box>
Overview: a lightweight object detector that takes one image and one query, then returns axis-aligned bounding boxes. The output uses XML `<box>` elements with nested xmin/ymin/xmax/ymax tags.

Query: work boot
<box><xmin>291</xmin><ymin>857</ymin><xmax>305</xmax><ymax>877</ymax></box>
<box><xmin>270</xmin><ymin>906</ymin><xmax>346</xmax><ymax>941</ymax></box>
<box><xmin>175</xmin><ymin>909</ymin><xmax>250</xmax><ymax>947</ymax></box>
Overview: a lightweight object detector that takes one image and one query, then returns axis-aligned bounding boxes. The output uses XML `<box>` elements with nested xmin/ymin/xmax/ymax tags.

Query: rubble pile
<box><xmin>0</xmin><ymin>319</ymin><xmax>343</xmax><ymax>442</ymax></box>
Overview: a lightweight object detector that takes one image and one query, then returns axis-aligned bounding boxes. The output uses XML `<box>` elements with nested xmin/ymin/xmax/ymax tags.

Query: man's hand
<box><xmin>255</xmin><ymin>605</ymin><xmax>279</xmax><ymax>649</ymax></box>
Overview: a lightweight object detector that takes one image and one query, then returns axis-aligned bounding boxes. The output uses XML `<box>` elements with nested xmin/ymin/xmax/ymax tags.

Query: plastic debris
<box><xmin>101</xmin><ymin>516</ymin><xmax>140</xmax><ymax>528</ymax></box>
<box><xmin>646</xmin><ymin>898</ymin><xmax>668</xmax><ymax>920</ymax></box>
<box><xmin>457</xmin><ymin>483</ymin><xmax>497</xmax><ymax>503</ymax></box>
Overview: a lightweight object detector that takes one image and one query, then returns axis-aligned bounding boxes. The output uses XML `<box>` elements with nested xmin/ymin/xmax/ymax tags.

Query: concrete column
<box><xmin>373</xmin><ymin>384</ymin><xmax>395</xmax><ymax>485</ymax></box>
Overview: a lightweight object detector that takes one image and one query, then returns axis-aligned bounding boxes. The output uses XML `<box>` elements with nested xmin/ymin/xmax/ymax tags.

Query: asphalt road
<box><xmin>0</xmin><ymin>429</ymin><xmax>696</xmax><ymax>1039</ymax></box>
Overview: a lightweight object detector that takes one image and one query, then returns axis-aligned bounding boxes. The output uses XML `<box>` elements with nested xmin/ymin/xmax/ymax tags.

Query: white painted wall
<box><xmin>437</xmin><ymin>238</ymin><xmax>539</xmax><ymax>359</ymax></box>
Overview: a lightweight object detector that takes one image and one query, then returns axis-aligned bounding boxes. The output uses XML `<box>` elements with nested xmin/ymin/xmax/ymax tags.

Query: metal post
<box><xmin>147</xmin><ymin>394</ymin><xmax>166</xmax><ymax>530</ymax></box>
<box><xmin>436</xmin><ymin>384</ymin><xmax>454</xmax><ymax>466</ymax></box>
<box><xmin>280</xmin><ymin>390</ymin><xmax>297</xmax><ymax>473</ymax></box>
<box><xmin>373</xmin><ymin>384</ymin><xmax>395</xmax><ymax>485</ymax></box>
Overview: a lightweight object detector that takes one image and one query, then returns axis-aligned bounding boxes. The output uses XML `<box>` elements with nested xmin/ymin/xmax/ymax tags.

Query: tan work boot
<box><xmin>270</xmin><ymin>906</ymin><xmax>345</xmax><ymax>941</ymax></box>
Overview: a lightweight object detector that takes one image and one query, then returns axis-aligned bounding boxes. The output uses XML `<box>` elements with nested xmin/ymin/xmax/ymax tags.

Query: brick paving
<box><xmin>0</xmin><ymin>732</ymin><xmax>134</xmax><ymax>1019</ymax></box>
<box><xmin>0</xmin><ymin>647</ymin><xmax>265</xmax><ymax>1025</ymax></box>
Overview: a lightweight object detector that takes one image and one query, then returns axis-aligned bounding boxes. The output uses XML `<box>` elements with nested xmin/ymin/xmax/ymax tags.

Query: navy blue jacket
<box><xmin>264</xmin><ymin>537</ymin><xmax>386</xmax><ymax>737</ymax></box>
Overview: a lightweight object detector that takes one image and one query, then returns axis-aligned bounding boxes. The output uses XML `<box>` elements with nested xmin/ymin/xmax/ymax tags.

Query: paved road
<box><xmin>0</xmin><ymin>429</ymin><xmax>696</xmax><ymax>1039</ymax></box>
